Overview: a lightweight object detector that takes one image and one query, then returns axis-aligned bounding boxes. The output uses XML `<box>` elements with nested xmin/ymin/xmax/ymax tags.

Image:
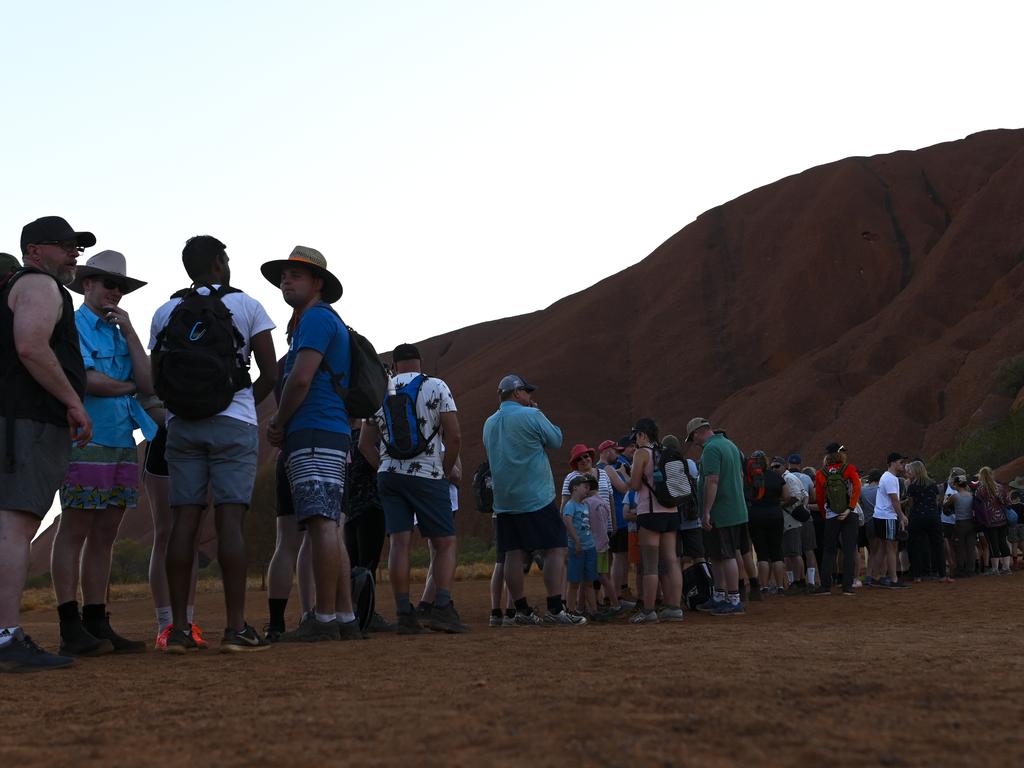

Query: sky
<box><xmin>3</xmin><ymin>0</ymin><xmax>1022</xmax><ymax>535</ymax></box>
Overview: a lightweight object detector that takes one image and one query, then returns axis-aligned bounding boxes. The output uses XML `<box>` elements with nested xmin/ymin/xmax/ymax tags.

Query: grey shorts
<box><xmin>165</xmin><ymin>415</ymin><xmax>258</xmax><ymax>508</ymax></box>
<box><xmin>0</xmin><ymin>417</ymin><xmax>71</xmax><ymax>518</ymax></box>
<box><xmin>801</xmin><ymin>517</ymin><xmax>817</xmax><ymax>552</ymax></box>
<box><xmin>783</xmin><ymin>527</ymin><xmax>803</xmax><ymax>558</ymax></box>
<box><xmin>378</xmin><ymin>472</ymin><xmax>456</xmax><ymax>538</ymax></box>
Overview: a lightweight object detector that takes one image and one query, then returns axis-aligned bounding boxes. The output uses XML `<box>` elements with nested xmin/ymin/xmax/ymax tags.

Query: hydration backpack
<box><xmin>645</xmin><ymin>444</ymin><xmax>693</xmax><ymax>510</ymax></box>
<box><xmin>683</xmin><ymin>561</ymin><xmax>714</xmax><ymax>610</ymax></box>
<box><xmin>153</xmin><ymin>285</ymin><xmax>250</xmax><ymax>420</ymax></box>
<box><xmin>473</xmin><ymin>461</ymin><xmax>494</xmax><ymax>514</ymax></box>
<box><xmin>306</xmin><ymin>305</ymin><xmax>388</xmax><ymax>419</ymax></box>
<box><xmin>380</xmin><ymin>374</ymin><xmax>439</xmax><ymax>460</ymax></box>
<box><xmin>822</xmin><ymin>464</ymin><xmax>852</xmax><ymax>513</ymax></box>
<box><xmin>744</xmin><ymin>456</ymin><xmax>766</xmax><ymax>503</ymax></box>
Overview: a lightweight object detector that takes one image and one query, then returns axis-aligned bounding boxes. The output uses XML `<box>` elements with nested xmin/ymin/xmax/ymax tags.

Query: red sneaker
<box><xmin>190</xmin><ymin>623</ymin><xmax>209</xmax><ymax>650</ymax></box>
<box><xmin>155</xmin><ymin>626</ymin><xmax>171</xmax><ymax>651</ymax></box>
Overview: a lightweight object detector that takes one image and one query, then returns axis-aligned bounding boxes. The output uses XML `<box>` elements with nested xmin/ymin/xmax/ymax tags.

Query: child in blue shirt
<box><xmin>563</xmin><ymin>475</ymin><xmax>597</xmax><ymax>615</ymax></box>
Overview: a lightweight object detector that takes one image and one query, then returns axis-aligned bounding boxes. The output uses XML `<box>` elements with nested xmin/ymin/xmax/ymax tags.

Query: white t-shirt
<box><xmin>372</xmin><ymin>372</ymin><xmax>457</xmax><ymax>480</ymax></box>
<box><xmin>873</xmin><ymin>471</ymin><xmax>901</xmax><ymax>520</ymax></box>
<box><xmin>781</xmin><ymin>470</ymin><xmax>809</xmax><ymax>531</ymax></box>
<box><xmin>148</xmin><ymin>286</ymin><xmax>276</xmax><ymax>426</ymax></box>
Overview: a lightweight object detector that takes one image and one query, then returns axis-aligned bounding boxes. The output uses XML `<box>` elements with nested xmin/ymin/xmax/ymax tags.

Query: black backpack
<box><xmin>350</xmin><ymin>566</ymin><xmax>375</xmax><ymax>634</ymax></box>
<box><xmin>683</xmin><ymin>562</ymin><xmax>713</xmax><ymax>610</ymax></box>
<box><xmin>380</xmin><ymin>374</ymin><xmax>439</xmax><ymax>460</ymax></box>
<box><xmin>311</xmin><ymin>306</ymin><xmax>388</xmax><ymax>419</ymax></box>
<box><xmin>680</xmin><ymin>461</ymin><xmax>700</xmax><ymax>521</ymax></box>
<box><xmin>473</xmin><ymin>461</ymin><xmax>494</xmax><ymax>514</ymax></box>
<box><xmin>153</xmin><ymin>285</ymin><xmax>251</xmax><ymax>420</ymax></box>
<box><xmin>644</xmin><ymin>443</ymin><xmax>693</xmax><ymax>510</ymax></box>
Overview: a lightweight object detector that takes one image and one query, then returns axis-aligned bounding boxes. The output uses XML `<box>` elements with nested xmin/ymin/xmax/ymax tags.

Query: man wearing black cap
<box><xmin>359</xmin><ymin>343</ymin><xmax>466</xmax><ymax>633</ymax></box>
<box><xmin>0</xmin><ymin>216</ymin><xmax>95</xmax><ymax>672</ymax></box>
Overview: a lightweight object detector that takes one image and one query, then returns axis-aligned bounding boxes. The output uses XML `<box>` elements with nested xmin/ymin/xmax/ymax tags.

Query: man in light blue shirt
<box><xmin>482</xmin><ymin>374</ymin><xmax>584</xmax><ymax>626</ymax></box>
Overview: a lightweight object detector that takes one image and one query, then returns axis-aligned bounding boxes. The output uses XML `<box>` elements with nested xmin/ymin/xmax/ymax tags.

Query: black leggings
<box><xmin>748</xmin><ymin>510</ymin><xmax>784</xmax><ymax>563</ymax></box>
<box><xmin>344</xmin><ymin>510</ymin><xmax>386</xmax><ymax>574</ymax></box>
<box><xmin>984</xmin><ymin>526</ymin><xmax>1011</xmax><ymax>559</ymax></box>
<box><xmin>908</xmin><ymin>513</ymin><xmax>946</xmax><ymax>578</ymax></box>
<box><xmin>821</xmin><ymin>514</ymin><xmax>859</xmax><ymax>591</ymax></box>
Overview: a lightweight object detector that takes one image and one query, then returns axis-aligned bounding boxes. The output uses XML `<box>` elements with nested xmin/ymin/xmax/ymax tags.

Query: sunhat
<box><xmin>261</xmin><ymin>246</ymin><xmax>343</xmax><ymax>303</ymax></box>
<box><xmin>68</xmin><ymin>250</ymin><xmax>146</xmax><ymax>294</ymax></box>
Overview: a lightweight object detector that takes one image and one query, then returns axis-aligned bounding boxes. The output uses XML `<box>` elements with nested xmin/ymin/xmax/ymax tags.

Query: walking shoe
<box><xmin>696</xmin><ymin>596</ymin><xmax>724</xmax><ymax>612</ymax></box>
<box><xmin>368</xmin><ymin>612</ymin><xmax>395</xmax><ymax>633</ymax></box>
<box><xmin>488</xmin><ymin>614</ymin><xmax>503</xmax><ymax>628</ymax></box>
<box><xmin>513</xmin><ymin>610</ymin><xmax>543</xmax><ymax>626</ymax></box>
<box><xmin>657</xmin><ymin>606</ymin><xmax>684</xmax><ymax>622</ymax></box>
<box><xmin>277</xmin><ymin>614</ymin><xmax>340</xmax><ymax>643</ymax></box>
<box><xmin>863</xmin><ymin>576</ymin><xmax>875</xmax><ymax>588</ymax></box>
<box><xmin>337</xmin><ymin>619</ymin><xmax>365</xmax><ymax>641</ymax></box>
<box><xmin>0</xmin><ymin>629</ymin><xmax>74</xmax><ymax>673</ymax></box>
<box><xmin>501</xmin><ymin>615</ymin><xmax>516</xmax><ymax>627</ymax></box>
<box><xmin>154</xmin><ymin>627</ymin><xmax>171</xmax><ymax>651</ymax></box>
<box><xmin>810</xmin><ymin>586</ymin><xmax>832</xmax><ymax>596</ymax></box>
<box><xmin>396</xmin><ymin>610</ymin><xmax>425</xmax><ymax>635</ymax></box>
<box><xmin>785</xmin><ymin>582</ymin><xmax>806</xmax><ymax>595</ymax></box>
<box><xmin>220</xmin><ymin>623</ymin><xmax>271</xmax><ymax>653</ymax></box>
<box><xmin>416</xmin><ymin>603</ymin><xmax>433</xmax><ymax>622</ymax></box>
<box><xmin>841</xmin><ymin>589</ymin><xmax>855</xmax><ymax>596</ymax></box>
<box><xmin>430</xmin><ymin>602</ymin><xmax>470</xmax><ymax>634</ymax></box>
<box><xmin>618</xmin><ymin>599</ymin><xmax>636</xmax><ymax>611</ymax></box>
<box><xmin>190</xmin><ymin>624</ymin><xmax>209</xmax><ymax>649</ymax></box>
<box><xmin>262</xmin><ymin>623</ymin><xmax>285</xmax><ymax>643</ymax></box>
<box><xmin>84</xmin><ymin>612</ymin><xmax>146</xmax><ymax>654</ymax></box>
<box><xmin>711</xmin><ymin>601</ymin><xmax>745</xmax><ymax>616</ymax></box>
<box><xmin>629</xmin><ymin>610</ymin><xmax>659</xmax><ymax>624</ymax></box>
<box><xmin>887</xmin><ymin>580</ymin><xmax>911</xmax><ymax>589</ymax></box>
<box><xmin>58</xmin><ymin>621</ymin><xmax>113</xmax><ymax>657</ymax></box>
<box><xmin>852</xmin><ymin>578</ymin><xmax>863</xmax><ymax>588</ymax></box>
<box><xmin>163</xmin><ymin>625</ymin><xmax>198</xmax><ymax>654</ymax></box>
<box><xmin>542</xmin><ymin>609</ymin><xmax>587</xmax><ymax>626</ymax></box>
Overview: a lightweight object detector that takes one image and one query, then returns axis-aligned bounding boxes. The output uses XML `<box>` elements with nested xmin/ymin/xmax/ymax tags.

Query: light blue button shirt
<box><xmin>76</xmin><ymin>305</ymin><xmax>157</xmax><ymax>447</ymax></box>
<box><xmin>482</xmin><ymin>401</ymin><xmax>562</xmax><ymax>514</ymax></box>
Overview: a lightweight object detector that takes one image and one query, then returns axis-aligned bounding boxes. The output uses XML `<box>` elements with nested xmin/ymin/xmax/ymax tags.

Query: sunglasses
<box><xmin>770</xmin><ymin>464</ymin><xmax>782</xmax><ymax>470</ymax></box>
<box><xmin>39</xmin><ymin>240</ymin><xmax>85</xmax><ymax>254</ymax></box>
<box><xmin>576</xmin><ymin>455</ymin><xmax>592</xmax><ymax>462</ymax></box>
<box><xmin>101</xmin><ymin>277</ymin><xmax>126</xmax><ymax>291</ymax></box>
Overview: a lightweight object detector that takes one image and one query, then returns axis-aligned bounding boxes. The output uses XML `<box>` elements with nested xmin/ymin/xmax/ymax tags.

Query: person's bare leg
<box><xmin>611</xmin><ymin>550</ymin><xmax>628</xmax><ymax>597</ymax></box>
<box><xmin>420</xmin><ymin>539</ymin><xmax>437</xmax><ymax>605</ymax></box>
<box><xmin>51</xmin><ymin>510</ymin><xmax>92</xmax><ymax>605</ymax></box>
<box><xmin>268</xmin><ymin>516</ymin><xmax>301</xmax><ymax>600</ymax></box>
<box><xmin>333</xmin><ymin>524</ymin><xmax>353</xmax><ymax>614</ymax></box>
<box><xmin>489</xmin><ymin>561</ymin><xmax>505</xmax><ymax>610</ymax></box>
<box><xmin>81</xmin><ymin>506</ymin><xmax>125</xmax><ymax>604</ymax></box>
<box><xmin>388</xmin><ymin>531</ymin><xmax>412</xmax><ymax>611</ymax></box>
<box><xmin>542</xmin><ymin>547</ymin><xmax>567</xmax><ymax>600</ymax></box>
<box><xmin>0</xmin><ymin>510</ymin><xmax>40</xmax><ymax>627</ymax></box>
<box><xmin>304</xmin><ymin>517</ymin><xmax>339</xmax><ymax>615</ymax></box>
<box><xmin>503</xmin><ymin>550</ymin><xmax>525</xmax><ymax>602</ymax></box>
<box><xmin>166</xmin><ymin>505</ymin><xmax>202</xmax><ymax>631</ymax></box>
<box><xmin>658</xmin><ymin>532</ymin><xmax>682</xmax><ymax>607</ymax></box>
<box><xmin>296</xmin><ymin>532</ymin><xmax>314</xmax><ymax>613</ymax></box>
<box><xmin>214</xmin><ymin>504</ymin><xmax>249</xmax><ymax>630</ymax></box>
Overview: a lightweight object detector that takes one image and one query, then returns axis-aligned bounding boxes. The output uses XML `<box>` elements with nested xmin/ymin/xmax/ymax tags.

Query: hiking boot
<box><xmin>262</xmin><ymin>623</ymin><xmax>285</xmax><ymax>643</ymax></box>
<box><xmin>514</xmin><ymin>610</ymin><xmax>543</xmax><ymax>626</ymax></box>
<box><xmin>220</xmin><ymin>623</ymin><xmax>271</xmax><ymax>653</ymax></box>
<box><xmin>277</xmin><ymin>614</ymin><xmax>340</xmax><ymax>643</ymax></box>
<box><xmin>629</xmin><ymin>610</ymin><xmax>659</xmax><ymax>624</ymax></box>
<box><xmin>368</xmin><ymin>612</ymin><xmax>395</xmax><ymax>633</ymax></box>
<box><xmin>396</xmin><ymin>610</ymin><xmax>425</xmax><ymax>635</ymax></box>
<box><xmin>338</xmin><ymin>619</ymin><xmax>365</xmax><ymax>641</ymax></box>
<box><xmin>810</xmin><ymin>586</ymin><xmax>832</xmax><ymax>596</ymax></box>
<box><xmin>488</xmin><ymin>614</ymin><xmax>503</xmax><ymax>628</ymax></box>
<box><xmin>191</xmin><ymin>624</ymin><xmax>209</xmax><ymax>649</ymax></box>
<box><xmin>430</xmin><ymin>602</ymin><xmax>470</xmax><ymax>634</ymax></box>
<box><xmin>83</xmin><ymin>612</ymin><xmax>146</xmax><ymax>654</ymax></box>
<box><xmin>711</xmin><ymin>601</ymin><xmax>745</xmax><ymax>616</ymax></box>
<box><xmin>657</xmin><ymin>606</ymin><xmax>684</xmax><ymax>622</ymax></box>
<box><xmin>59</xmin><ymin>620</ymin><xmax>113</xmax><ymax>657</ymax></box>
<box><xmin>163</xmin><ymin>625</ymin><xmax>198</xmax><ymax>654</ymax></box>
<box><xmin>0</xmin><ymin>629</ymin><xmax>74</xmax><ymax>673</ymax></box>
<box><xmin>542</xmin><ymin>609</ymin><xmax>587</xmax><ymax>626</ymax></box>
<box><xmin>416</xmin><ymin>603</ymin><xmax>433</xmax><ymax>622</ymax></box>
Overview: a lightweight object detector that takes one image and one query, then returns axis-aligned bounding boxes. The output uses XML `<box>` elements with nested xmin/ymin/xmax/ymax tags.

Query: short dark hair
<box><xmin>182</xmin><ymin>235</ymin><xmax>226</xmax><ymax>281</ymax></box>
<box><xmin>632</xmin><ymin>417</ymin><xmax>658</xmax><ymax>443</ymax></box>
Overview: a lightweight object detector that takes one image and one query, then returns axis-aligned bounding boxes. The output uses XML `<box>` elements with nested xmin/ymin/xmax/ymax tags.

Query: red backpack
<box><xmin>744</xmin><ymin>456</ymin><xmax>766</xmax><ymax>503</ymax></box>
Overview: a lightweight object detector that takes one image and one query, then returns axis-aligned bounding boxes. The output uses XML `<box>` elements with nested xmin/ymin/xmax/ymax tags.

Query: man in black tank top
<box><xmin>0</xmin><ymin>216</ymin><xmax>95</xmax><ymax>673</ymax></box>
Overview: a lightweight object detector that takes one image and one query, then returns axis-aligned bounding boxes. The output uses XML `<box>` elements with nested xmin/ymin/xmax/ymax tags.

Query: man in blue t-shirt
<box><xmin>264</xmin><ymin>246</ymin><xmax>361</xmax><ymax>642</ymax></box>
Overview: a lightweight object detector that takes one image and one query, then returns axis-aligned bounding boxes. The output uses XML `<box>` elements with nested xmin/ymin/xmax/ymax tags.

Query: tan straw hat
<box><xmin>260</xmin><ymin>245</ymin><xmax>343</xmax><ymax>303</ymax></box>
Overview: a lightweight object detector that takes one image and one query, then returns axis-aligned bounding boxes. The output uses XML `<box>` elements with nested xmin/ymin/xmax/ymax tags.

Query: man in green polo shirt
<box><xmin>687</xmin><ymin>417</ymin><xmax>747</xmax><ymax>616</ymax></box>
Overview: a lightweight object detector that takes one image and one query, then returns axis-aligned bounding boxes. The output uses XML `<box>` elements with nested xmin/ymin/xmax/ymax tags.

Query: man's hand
<box><xmin>103</xmin><ymin>305</ymin><xmax>135</xmax><ymax>334</ymax></box>
<box><xmin>267</xmin><ymin>415</ymin><xmax>285</xmax><ymax>448</ymax></box>
<box><xmin>899</xmin><ymin>514</ymin><xmax>908</xmax><ymax>530</ymax></box>
<box><xmin>838</xmin><ymin>509</ymin><xmax>851</xmax><ymax>521</ymax></box>
<box><xmin>702</xmin><ymin>512</ymin><xmax>712</xmax><ymax>531</ymax></box>
<box><xmin>67</xmin><ymin>404</ymin><xmax>93</xmax><ymax>447</ymax></box>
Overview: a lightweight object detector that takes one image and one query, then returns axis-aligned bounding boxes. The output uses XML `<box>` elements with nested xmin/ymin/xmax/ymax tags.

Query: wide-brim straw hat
<box><xmin>261</xmin><ymin>245</ymin><xmax>343</xmax><ymax>304</ymax></box>
<box><xmin>68</xmin><ymin>250</ymin><xmax>147</xmax><ymax>294</ymax></box>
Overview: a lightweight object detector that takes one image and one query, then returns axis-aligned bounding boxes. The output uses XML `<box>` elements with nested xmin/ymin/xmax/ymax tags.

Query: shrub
<box><xmin>109</xmin><ymin>538</ymin><xmax>150</xmax><ymax>584</ymax></box>
<box><xmin>995</xmin><ymin>354</ymin><xmax>1024</xmax><ymax>396</ymax></box>
<box><xmin>930</xmin><ymin>408</ymin><xmax>1024</xmax><ymax>481</ymax></box>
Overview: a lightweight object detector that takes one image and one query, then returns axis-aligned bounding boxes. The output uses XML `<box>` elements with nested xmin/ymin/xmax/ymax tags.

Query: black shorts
<box><xmin>942</xmin><ymin>523</ymin><xmax>956</xmax><ymax>540</ymax></box>
<box><xmin>495</xmin><ymin>501</ymin><xmax>566</xmax><ymax>556</ymax></box>
<box><xmin>637</xmin><ymin>511</ymin><xmax>681</xmax><ymax>533</ymax></box>
<box><xmin>609</xmin><ymin>527</ymin><xmax>629</xmax><ymax>554</ymax></box>
<box><xmin>857</xmin><ymin>525</ymin><xmax>869</xmax><ymax>549</ymax></box>
<box><xmin>143</xmin><ymin>424</ymin><xmax>169</xmax><ymax>478</ymax></box>
<box><xmin>704</xmin><ymin>523</ymin><xmax>747</xmax><ymax>562</ymax></box>
<box><xmin>748</xmin><ymin>512</ymin><xmax>784</xmax><ymax>563</ymax></box>
<box><xmin>873</xmin><ymin>517</ymin><xmax>897</xmax><ymax>541</ymax></box>
<box><xmin>676</xmin><ymin>527</ymin><xmax>705</xmax><ymax>560</ymax></box>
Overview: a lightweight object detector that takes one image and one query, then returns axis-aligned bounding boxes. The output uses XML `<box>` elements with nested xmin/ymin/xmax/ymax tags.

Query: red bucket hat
<box><xmin>568</xmin><ymin>443</ymin><xmax>596</xmax><ymax>468</ymax></box>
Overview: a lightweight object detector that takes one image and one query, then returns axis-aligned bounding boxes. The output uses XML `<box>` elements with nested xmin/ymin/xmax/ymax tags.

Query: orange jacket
<box><xmin>815</xmin><ymin>463</ymin><xmax>861</xmax><ymax>517</ymax></box>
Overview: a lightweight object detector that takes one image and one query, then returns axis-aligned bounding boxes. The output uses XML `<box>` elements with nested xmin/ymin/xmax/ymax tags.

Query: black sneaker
<box><xmin>368</xmin><ymin>612</ymin><xmax>395</xmax><ymax>633</ymax></box>
<box><xmin>278</xmin><ymin>614</ymin><xmax>340</xmax><ymax>643</ymax></box>
<box><xmin>396</xmin><ymin>610</ymin><xmax>425</xmax><ymax>635</ymax></box>
<box><xmin>262</xmin><ymin>623</ymin><xmax>285</xmax><ymax>643</ymax></box>
<box><xmin>84</xmin><ymin>613</ymin><xmax>146</xmax><ymax>654</ymax></box>
<box><xmin>0</xmin><ymin>629</ymin><xmax>74</xmax><ymax>672</ymax></box>
<box><xmin>59</xmin><ymin>620</ymin><xmax>113</xmax><ymax>657</ymax></box>
<box><xmin>220</xmin><ymin>623</ymin><xmax>271</xmax><ymax>653</ymax></box>
<box><xmin>429</xmin><ymin>602</ymin><xmax>470</xmax><ymax>634</ymax></box>
<box><xmin>337</xmin><ymin>619</ymin><xmax>365</xmax><ymax>641</ymax></box>
<box><xmin>163</xmin><ymin>625</ymin><xmax>198</xmax><ymax>655</ymax></box>
<box><xmin>810</xmin><ymin>586</ymin><xmax>832</xmax><ymax>596</ymax></box>
<box><xmin>416</xmin><ymin>603</ymin><xmax>433</xmax><ymax>622</ymax></box>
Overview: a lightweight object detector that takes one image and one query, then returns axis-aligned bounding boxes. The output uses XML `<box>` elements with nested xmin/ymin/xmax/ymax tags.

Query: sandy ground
<box><xmin>3</xmin><ymin>573</ymin><xmax>1022</xmax><ymax>768</ymax></box>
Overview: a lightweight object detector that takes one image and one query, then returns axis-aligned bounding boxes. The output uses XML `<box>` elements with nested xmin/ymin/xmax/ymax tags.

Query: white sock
<box><xmin>186</xmin><ymin>605</ymin><xmax>194</xmax><ymax>624</ymax></box>
<box><xmin>807</xmin><ymin>567</ymin><xmax>817</xmax><ymax>586</ymax></box>
<box><xmin>336</xmin><ymin>611</ymin><xmax>356</xmax><ymax>624</ymax></box>
<box><xmin>156</xmin><ymin>606</ymin><xmax>173</xmax><ymax>633</ymax></box>
<box><xmin>0</xmin><ymin>626</ymin><xmax>19</xmax><ymax>646</ymax></box>
<box><xmin>315</xmin><ymin>611</ymin><xmax>337</xmax><ymax>624</ymax></box>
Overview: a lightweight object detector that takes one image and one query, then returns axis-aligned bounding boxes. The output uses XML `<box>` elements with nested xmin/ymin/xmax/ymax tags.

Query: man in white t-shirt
<box><xmin>869</xmin><ymin>452</ymin><xmax>909</xmax><ymax>589</ymax></box>
<box><xmin>149</xmin><ymin>236</ymin><xmax>278</xmax><ymax>652</ymax></box>
<box><xmin>358</xmin><ymin>343</ymin><xmax>465</xmax><ymax>635</ymax></box>
<box><xmin>776</xmin><ymin>457</ymin><xmax>810</xmax><ymax>593</ymax></box>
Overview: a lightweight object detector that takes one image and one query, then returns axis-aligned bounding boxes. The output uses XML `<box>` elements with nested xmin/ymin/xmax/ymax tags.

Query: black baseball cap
<box><xmin>20</xmin><ymin>216</ymin><xmax>95</xmax><ymax>254</ymax></box>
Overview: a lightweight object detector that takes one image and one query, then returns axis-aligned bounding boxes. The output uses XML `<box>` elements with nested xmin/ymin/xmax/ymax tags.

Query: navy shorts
<box><xmin>567</xmin><ymin>547</ymin><xmax>598</xmax><ymax>583</ymax></box>
<box><xmin>495</xmin><ymin>501</ymin><xmax>566</xmax><ymax>556</ymax></box>
<box><xmin>283</xmin><ymin>429</ymin><xmax>350</xmax><ymax>525</ymax></box>
<box><xmin>378</xmin><ymin>472</ymin><xmax>455</xmax><ymax>538</ymax></box>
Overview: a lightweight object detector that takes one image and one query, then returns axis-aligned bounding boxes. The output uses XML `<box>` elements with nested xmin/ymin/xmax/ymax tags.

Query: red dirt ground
<box><xmin>4</xmin><ymin>573</ymin><xmax>1023</xmax><ymax>767</ymax></box>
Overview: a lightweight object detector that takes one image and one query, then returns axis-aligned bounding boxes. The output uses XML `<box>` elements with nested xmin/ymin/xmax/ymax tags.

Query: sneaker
<box><xmin>0</xmin><ymin>629</ymin><xmax>74</xmax><ymax>673</ymax></box>
<box><xmin>416</xmin><ymin>603</ymin><xmax>433</xmax><ymax>622</ymax></box>
<box><xmin>488</xmin><ymin>614</ymin><xmax>504</xmax><ymax>628</ymax></box>
<box><xmin>657</xmin><ymin>606</ymin><xmax>684</xmax><ymax>622</ymax></box>
<box><xmin>852</xmin><ymin>578</ymin><xmax>863</xmax><ymax>588</ymax></box>
<box><xmin>191</xmin><ymin>623</ymin><xmax>209</xmax><ymax>649</ymax></box>
<box><xmin>262</xmin><ymin>623</ymin><xmax>284</xmax><ymax>643</ymax></box>
<box><xmin>618</xmin><ymin>599</ymin><xmax>636</xmax><ymax>611</ymax></box>
<box><xmin>396</xmin><ymin>610</ymin><xmax>425</xmax><ymax>635</ymax></box>
<box><xmin>337</xmin><ymin>619</ymin><xmax>365</xmax><ymax>641</ymax></box>
<box><xmin>542</xmin><ymin>609</ymin><xmax>587</xmax><ymax>625</ymax></box>
<box><xmin>513</xmin><ymin>610</ymin><xmax>543</xmax><ymax>626</ymax></box>
<box><xmin>430</xmin><ymin>602</ymin><xmax>470</xmax><ymax>634</ymax></box>
<box><xmin>747</xmin><ymin>586</ymin><xmax>763</xmax><ymax>601</ymax></box>
<box><xmin>841</xmin><ymin>589</ymin><xmax>855</xmax><ymax>596</ymax></box>
<box><xmin>154</xmin><ymin>627</ymin><xmax>171</xmax><ymax>651</ymax></box>
<box><xmin>84</xmin><ymin>612</ymin><xmax>146</xmax><ymax>654</ymax></box>
<box><xmin>277</xmin><ymin>614</ymin><xmax>341</xmax><ymax>643</ymax></box>
<box><xmin>629</xmin><ymin>610</ymin><xmax>659</xmax><ymax>624</ymax></box>
<box><xmin>163</xmin><ymin>625</ymin><xmax>198</xmax><ymax>654</ymax></box>
<box><xmin>501</xmin><ymin>615</ymin><xmax>517</xmax><ymax>627</ymax></box>
<box><xmin>696</xmin><ymin>596</ymin><xmax>724</xmax><ymax>612</ymax></box>
<box><xmin>220</xmin><ymin>623</ymin><xmax>271</xmax><ymax>653</ymax></box>
<box><xmin>58</xmin><ymin>621</ymin><xmax>113</xmax><ymax>657</ymax></box>
<box><xmin>887</xmin><ymin>580</ymin><xmax>911</xmax><ymax>589</ymax></box>
<box><xmin>785</xmin><ymin>583</ymin><xmax>806</xmax><ymax>595</ymax></box>
<box><xmin>810</xmin><ymin>586</ymin><xmax>832</xmax><ymax>596</ymax></box>
<box><xmin>711</xmin><ymin>601</ymin><xmax>745</xmax><ymax>616</ymax></box>
<box><xmin>368</xmin><ymin>612</ymin><xmax>395</xmax><ymax>633</ymax></box>
<box><xmin>863</xmin><ymin>576</ymin><xmax>875</xmax><ymax>588</ymax></box>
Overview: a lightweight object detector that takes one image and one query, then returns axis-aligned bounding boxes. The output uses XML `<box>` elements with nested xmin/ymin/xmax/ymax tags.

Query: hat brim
<box><xmin>75</xmin><ymin>231</ymin><xmax>97</xmax><ymax>248</ymax></box>
<box><xmin>68</xmin><ymin>266</ymin><xmax>146</xmax><ymax>295</ymax></box>
<box><xmin>569</xmin><ymin>449</ymin><xmax>596</xmax><ymax>468</ymax></box>
<box><xmin>261</xmin><ymin>260</ymin><xmax>343</xmax><ymax>304</ymax></box>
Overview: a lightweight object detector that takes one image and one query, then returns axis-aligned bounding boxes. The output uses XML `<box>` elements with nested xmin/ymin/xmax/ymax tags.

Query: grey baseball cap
<box><xmin>497</xmin><ymin>374</ymin><xmax>536</xmax><ymax>394</ymax></box>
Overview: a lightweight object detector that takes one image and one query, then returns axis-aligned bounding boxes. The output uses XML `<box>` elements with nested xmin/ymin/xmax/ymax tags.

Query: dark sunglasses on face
<box><xmin>101</xmin><ymin>278</ymin><xmax>126</xmax><ymax>291</ymax></box>
<box><xmin>39</xmin><ymin>240</ymin><xmax>85</xmax><ymax>253</ymax></box>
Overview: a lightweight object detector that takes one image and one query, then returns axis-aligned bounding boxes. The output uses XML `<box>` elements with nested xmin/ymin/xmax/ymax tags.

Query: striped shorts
<box><xmin>282</xmin><ymin>429</ymin><xmax>351</xmax><ymax>525</ymax></box>
<box><xmin>60</xmin><ymin>444</ymin><xmax>139</xmax><ymax>510</ymax></box>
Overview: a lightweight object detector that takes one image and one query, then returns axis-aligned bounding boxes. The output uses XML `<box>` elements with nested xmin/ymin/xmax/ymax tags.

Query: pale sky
<box><xmin>3</xmin><ymin>1</ymin><xmax>1021</xmax><ymax>535</ymax></box>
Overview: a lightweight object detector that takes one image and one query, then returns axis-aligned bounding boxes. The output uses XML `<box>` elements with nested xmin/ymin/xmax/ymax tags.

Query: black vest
<box><xmin>0</xmin><ymin>268</ymin><xmax>87</xmax><ymax>426</ymax></box>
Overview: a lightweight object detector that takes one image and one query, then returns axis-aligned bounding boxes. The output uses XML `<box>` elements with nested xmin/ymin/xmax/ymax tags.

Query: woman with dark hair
<box><xmin>974</xmin><ymin>466</ymin><xmax>1012</xmax><ymax>575</ymax></box>
<box><xmin>627</xmin><ymin>418</ymin><xmax>683</xmax><ymax>624</ymax></box>
<box><xmin>746</xmin><ymin>451</ymin><xmax>790</xmax><ymax>596</ymax></box>
<box><xmin>904</xmin><ymin>460</ymin><xmax>946</xmax><ymax>582</ymax></box>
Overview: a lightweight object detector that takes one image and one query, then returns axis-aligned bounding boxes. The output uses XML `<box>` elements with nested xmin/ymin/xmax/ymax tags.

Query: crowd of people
<box><xmin>0</xmin><ymin>215</ymin><xmax>1018</xmax><ymax>674</ymax></box>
